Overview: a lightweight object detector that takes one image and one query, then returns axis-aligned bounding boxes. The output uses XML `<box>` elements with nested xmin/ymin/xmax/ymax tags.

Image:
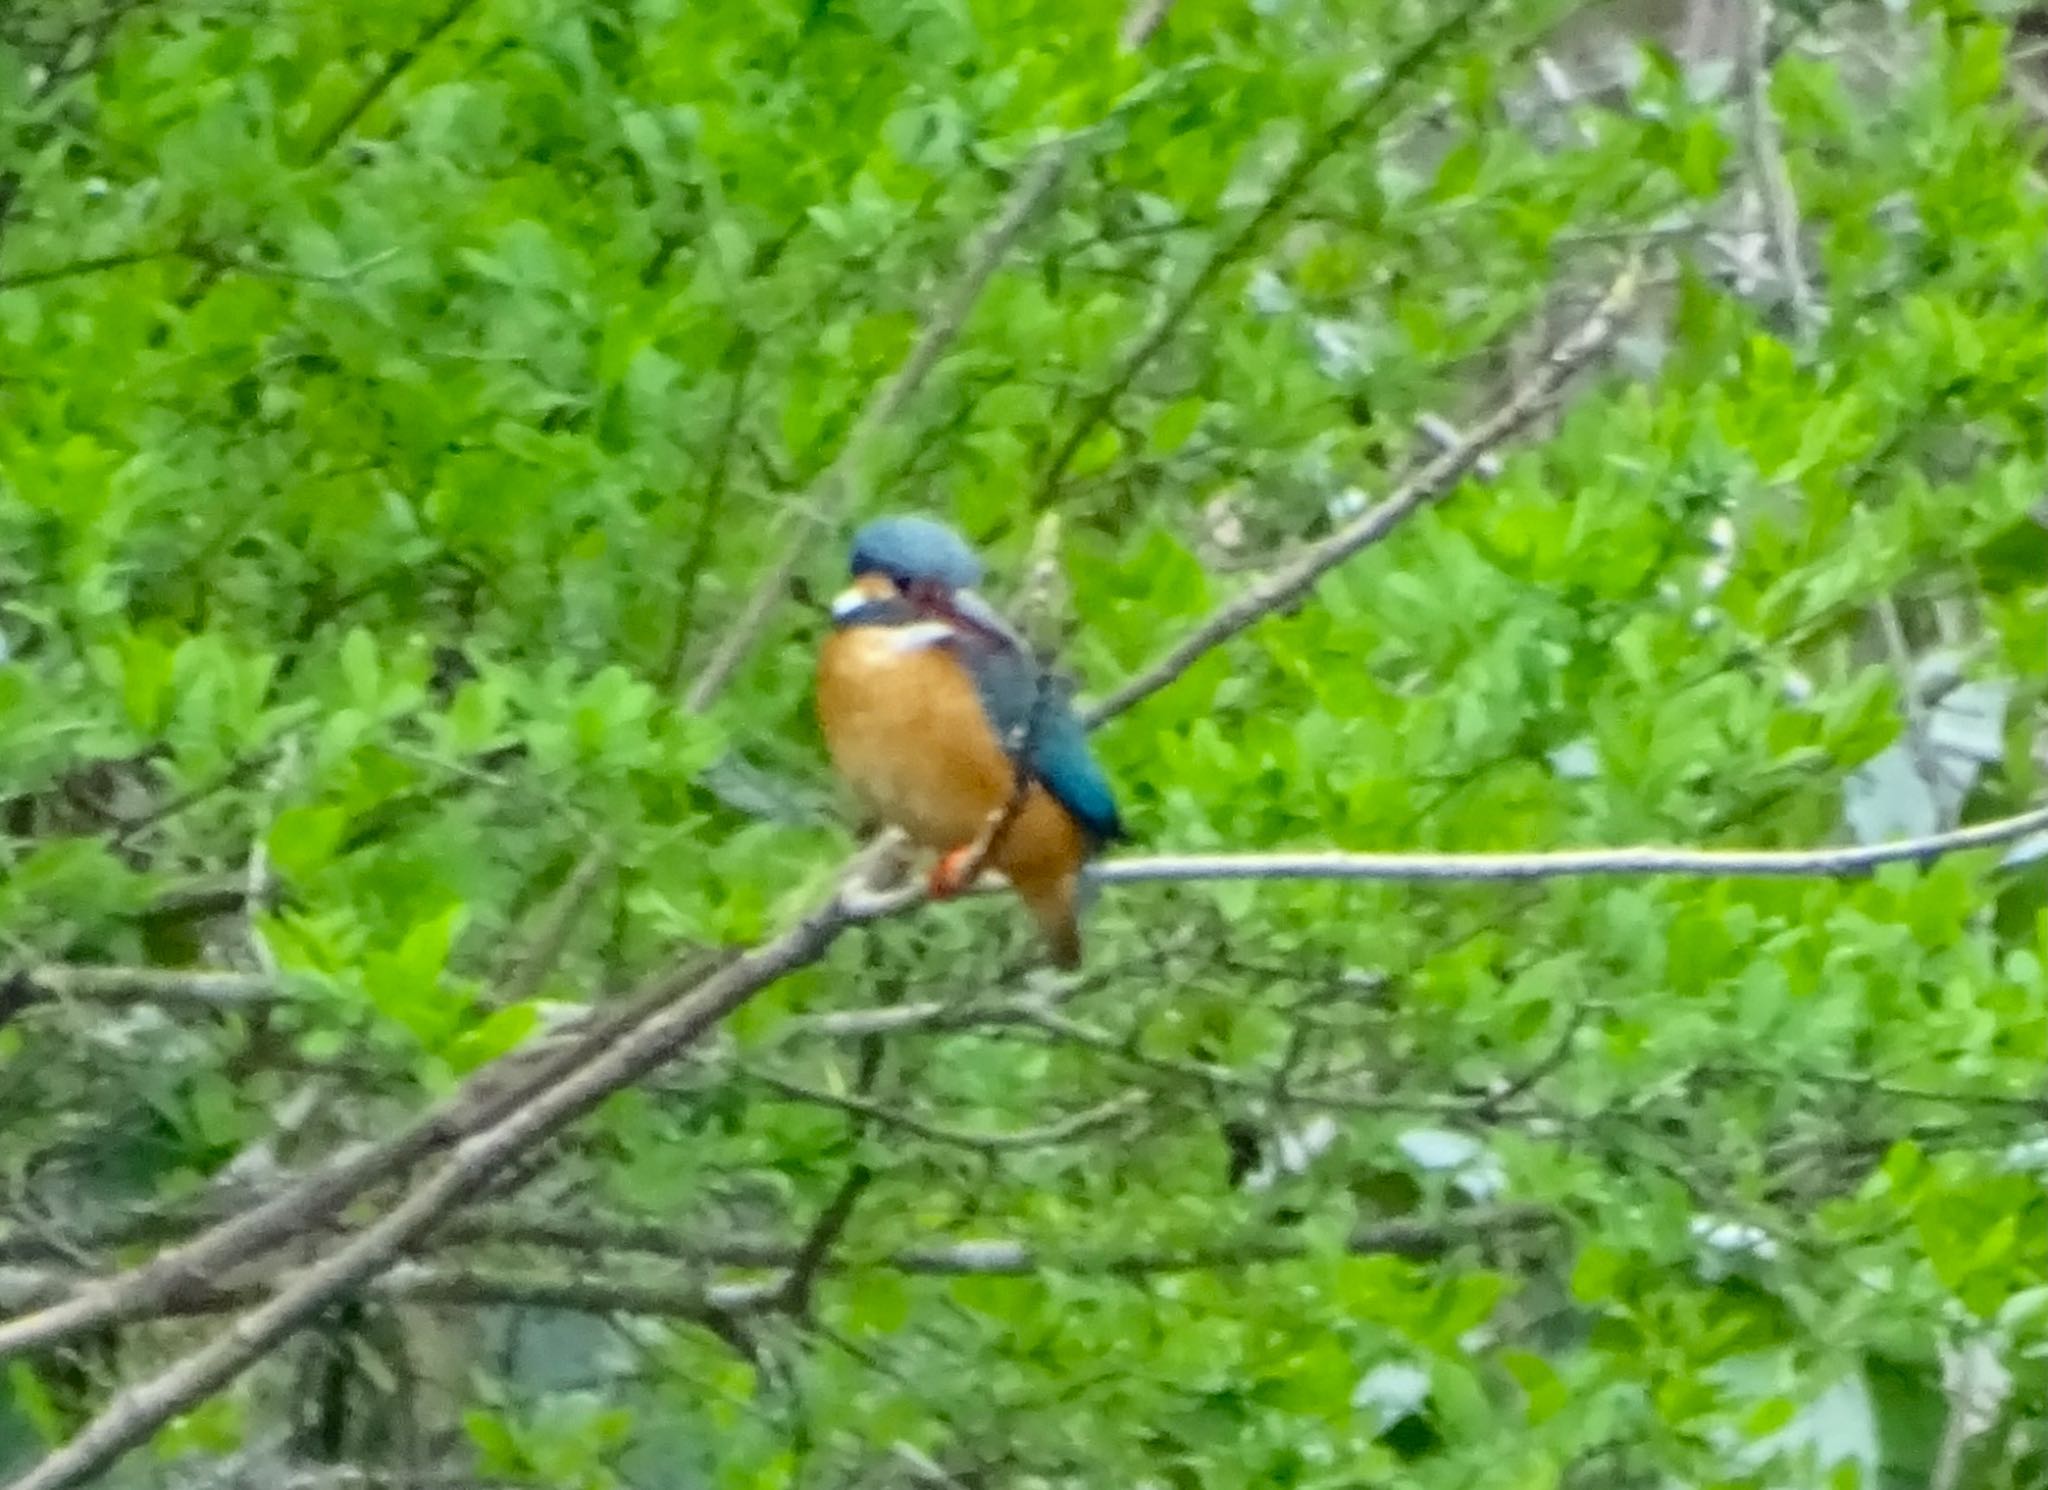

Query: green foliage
<box><xmin>2</xmin><ymin>0</ymin><xmax>2045</xmax><ymax>1486</ymax></box>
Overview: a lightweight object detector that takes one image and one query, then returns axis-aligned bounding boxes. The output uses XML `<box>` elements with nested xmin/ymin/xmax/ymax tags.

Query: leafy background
<box><xmin>1</xmin><ymin>0</ymin><xmax>2044</xmax><ymax>1486</ymax></box>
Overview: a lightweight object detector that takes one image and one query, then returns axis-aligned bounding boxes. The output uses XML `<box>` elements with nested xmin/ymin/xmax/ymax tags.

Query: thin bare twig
<box><xmin>1036</xmin><ymin>0</ymin><xmax>1500</xmax><ymax>504</ymax></box>
<box><xmin>1119</xmin><ymin>0</ymin><xmax>1176</xmax><ymax>49</ymax></box>
<box><xmin>491</xmin><ymin>845</ymin><xmax>614</xmax><ymax>1007</ymax></box>
<box><xmin>749</xmin><ymin>1071</ymin><xmax>1144</xmax><ymax>1155</ymax></box>
<box><xmin>667</xmin><ymin>346</ymin><xmax>758</xmax><ymax>691</ymax></box>
<box><xmin>0</xmin><ymin>246</ymin><xmax>183</xmax><ymax>291</ymax></box>
<box><xmin>1085</xmin><ymin>257</ymin><xmax>1645</xmax><ymax>724</ymax></box>
<box><xmin>0</xmin><ymin>893</ymin><xmax>859</xmax><ymax>1490</ymax></box>
<box><xmin>1738</xmin><ymin>0</ymin><xmax>1818</xmax><ymax>338</ymax></box>
<box><xmin>299</xmin><ymin>0</ymin><xmax>483</xmax><ymax>164</ymax></box>
<box><xmin>451</xmin><ymin>1204</ymin><xmax>1550</xmax><ymax>1277</ymax></box>
<box><xmin>683</xmin><ymin>0</ymin><xmax>1178</xmax><ymax>713</ymax></box>
<box><xmin>1087</xmin><ymin>802</ymin><xmax>2048</xmax><ymax>887</ymax></box>
<box><xmin>682</xmin><ymin>144</ymin><xmax>1072</xmax><ymax>713</ymax></box>
<box><xmin>777</xmin><ymin>1164</ymin><xmax>874</xmax><ymax>1317</ymax></box>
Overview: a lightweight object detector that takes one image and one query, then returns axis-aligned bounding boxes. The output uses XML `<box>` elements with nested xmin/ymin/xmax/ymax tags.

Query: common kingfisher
<box><xmin>815</xmin><ymin>516</ymin><xmax>1125</xmax><ymax>967</ymax></box>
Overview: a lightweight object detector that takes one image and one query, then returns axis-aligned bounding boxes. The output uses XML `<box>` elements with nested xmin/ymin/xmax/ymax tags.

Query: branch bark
<box><xmin>683</xmin><ymin>0</ymin><xmax>1179</xmax><ymax>713</ymax></box>
<box><xmin>0</xmin><ymin>949</ymin><xmax>738</xmax><ymax>1364</ymax></box>
<box><xmin>298</xmin><ymin>0</ymin><xmax>482</xmax><ymax>164</ymax></box>
<box><xmin>1</xmin><ymin>964</ymin><xmax>280</xmax><ymax>1015</ymax></box>
<box><xmin>1084</xmin><ymin>256</ymin><xmax>1645</xmax><ymax>725</ymax></box>
<box><xmin>0</xmin><ymin>1208</ymin><xmax>1547</xmax><ymax>1328</ymax></box>
<box><xmin>1036</xmin><ymin>0</ymin><xmax>1502</xmax><ymax>504</ymax></box>
<box><xmin>681</xmin><ymin>144</ymin><xmax>1072</xmax><ymax>713</ymax></box>
<box><xmin>16</xmin><ymin>796</ymin><xmax>2041</xmax><ymax>1030</ymax></box>
<box><xmin>2</xmin><ymin>903</ymin><xmax>856</xmax><ymax>1490</ymax></box>
<box><xmin>0</xmin><ymin>1261</ymin><xmax>767</xmax><ymax>1327</ymax></box>
<box><xmin>1085</xmin><ymin>802</ymin><xmax>2048</xmax><ymax>886</ymax></box>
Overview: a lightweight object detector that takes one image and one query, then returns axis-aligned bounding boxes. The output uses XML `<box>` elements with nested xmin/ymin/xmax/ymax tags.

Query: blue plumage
<box><xmin>846</xmin><ymin>513</ymin><xmax>1124</xmax><ymax>848</ymax></box>
<box><xmin>958</xmin><ymin>640</ymin><xmax>1126</xmax><ymax>847</ymax></box>
<box><xmin>850</xmin><ymin>515</ymin><xmax>984</xmax><ymax>591</ymax></box>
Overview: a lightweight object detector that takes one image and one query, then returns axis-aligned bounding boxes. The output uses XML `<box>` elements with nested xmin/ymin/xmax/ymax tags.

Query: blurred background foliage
<box><xmin>0</xmin><ymin>0</ymin><xmax>2043</xmax><ymax>1485</ymax></box>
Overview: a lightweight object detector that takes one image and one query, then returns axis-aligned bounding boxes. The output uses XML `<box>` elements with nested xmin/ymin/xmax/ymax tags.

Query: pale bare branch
<box><xmin>1</xmin><ymin>904</ymin><xmax>853</xmax><ymax>1490</ymax></box>
<box><xmin>1038</xmin><ymin>0</ymin><xmax>1503</xmax><ymax>502</ymax></box>
<box><xmin>682</xmin><ymin>0</ymin><xmax>1180</xmax><ymax>712</ymax></box>
<box><xmin>1085</xmin><ymin>256</ymin><xmax>1645</xmax><ymax>726</ymax></box>
<box><xmin>1088</xmin><ymin>803</ymin><xmax>2048</xmax><ymax>887</ymax></box>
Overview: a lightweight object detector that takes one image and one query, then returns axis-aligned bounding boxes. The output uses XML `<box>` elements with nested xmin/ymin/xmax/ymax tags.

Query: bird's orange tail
<box><xmin>1016</xmin><ymin>873</ymin><xmax>1084</xmax><ymax>969</ymax></box>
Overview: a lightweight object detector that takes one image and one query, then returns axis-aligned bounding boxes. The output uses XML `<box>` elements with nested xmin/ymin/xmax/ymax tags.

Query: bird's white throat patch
<box><xmin>880</xmin><ymin>620</ymin><xmax>956</xmax><ymax>653</ymax></box>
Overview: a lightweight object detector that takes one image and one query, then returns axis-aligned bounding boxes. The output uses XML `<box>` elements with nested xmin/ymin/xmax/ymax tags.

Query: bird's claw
<box><xmin>927</xmin><ymin>845</ymin><xmax>982</xmax><ymax>900</ymax></box>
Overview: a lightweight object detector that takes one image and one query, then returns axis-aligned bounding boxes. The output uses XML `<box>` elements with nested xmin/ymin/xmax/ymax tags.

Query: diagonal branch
<box><xmin>298</xmin><ymin>0</ymin><xmax>483</xmax><ymax>164</ymax></box>
<box><xmin>667</xmin><ymin>343</ymin><xmax>759</xmax><ymax>691</ymax></box>
<box><xmin>490</xmin><ymin>844</ymin><xmax>614</xmax><ymax>1007</ymax></box>
<box><xmin>776</xmin><ymin>1163</ymin><xmax>875</xmax><ymax>1317</ymax></box>
<box><xmin>681</xmin><ymin>144</ymin><xmax>1073</xmax><ymax>714</ymax></box>
<box><xmin>1035</xmin><ymin>0</ymin><xmax>1501</xmax><ymax>504</ymax></box>
<box><xmin>682</xmin><ymin>0</ymin><xmax>1178</xmax><ymax>714</ymax></box>
<box><xmin>0</xmin><ymin>949</ymin><xmax>737</xmax><ymax>1365</ymax></box>
<box><xmin>1085</xmin><ymin>256</ymin><xmax>1644</xmax><ymax>725</ymax></box>
<box><xmin>0</xmin><ymin>246</ymin><xmax>185</xmax><ymax>292</ymax></box>
<box><xmin>0</xmin><ymin>892</ymin><xmax>863</xmax><ymax>1490</ymax></box>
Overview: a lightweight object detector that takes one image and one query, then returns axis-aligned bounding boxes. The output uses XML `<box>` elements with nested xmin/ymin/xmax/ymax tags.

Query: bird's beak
<box><xmin>829</xmin><ymin>585</ymin><xmax>873</xmax><ymax>620</ymax></box>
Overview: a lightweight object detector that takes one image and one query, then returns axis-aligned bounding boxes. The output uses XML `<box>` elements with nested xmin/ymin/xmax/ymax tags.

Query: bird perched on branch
<box><xmin>815</xmin><ymin>515</ymin><xmax>1124</xmax><ymax>967</ymax></box>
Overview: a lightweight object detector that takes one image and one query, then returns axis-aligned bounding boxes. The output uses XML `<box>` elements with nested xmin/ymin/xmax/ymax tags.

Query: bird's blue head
<box><xmin>832</xmin><ymin>515</ymin><xmax>1023</xmax><ymax>651</ymax></box>
<box><xmin>847</xmin><ymin>515</ymin><xmax>983</xmax><ymax>593</ymax></box>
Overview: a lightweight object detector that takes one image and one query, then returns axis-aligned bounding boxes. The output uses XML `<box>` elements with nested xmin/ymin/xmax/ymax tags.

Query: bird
<box><xmin>814</xmin><ymin>515</ymin><xmax>1125</xmax><ymax>967</ymax></box>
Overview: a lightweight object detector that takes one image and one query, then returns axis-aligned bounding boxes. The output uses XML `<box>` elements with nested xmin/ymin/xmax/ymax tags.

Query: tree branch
<box><xmin>1084</xmin><ymin>255</ymin><xmax>1645</xmax><ymax>725</ymax></box>
<box><xmin>18</xmin><ymin>798</ymin><xmax>2040</xmax><ymax>1031</ymax></box>
<box><xmin>667</xmin><ymin>344</ymin><xmax>758</xmax><ymax>691</ymax></box>
<box><xmin>0</xmin><ymin>1260</ymin><xmax>768</xmax><ymax>1327</ymax></box>
<box><xmin>0</xmin><ymin>1208</ymin><xmax>1548</xmax><ymax>1329</ymax></box>
<box><xmin>1119</xmin><ymin>0</ymin><xmax>1176</xmax><ymax>49</ymax></box>
<box><xmin>0</xmin><ymin>964</ymin><xmax>280</xmax><ymax>1017</ymax></box>
<box><xmin>298</xmin><ymin>0</ymin><xmax>483</xmax><ymax>164</ymax></box>
<box><xmin>1085</xmin><ymin>803</ymin><xmax>2048</xmax><ymax>887</ymax></box>
<box><xmin>0</xmin><ymin>246</ymin><xmax>183</xmax><ymax>292</ymax></box>
<box><xmin>0</xmin><ymin>949</ymin><xmax>738</xmax><ymax>1364</ymax></box>
<box><xmin>749</xmin><ymin>1071</ymin><xmax>1146</xmax><ymax>1155</ymax></box>
<box><xmin>682</xmin><ymin>0</ymin><xmax>1177</xmax><ymax>713</ymax></box>
<box><xmin>681</xmin><ymin>144</ymin><xmax>1073</xmax><ymax>713</ymax></box>
<box><xmin>777</xmin><ymin>1163</ymin><xmax>874</xmax><ymax>1317</ymax></box>
<box><xmin>1036</xmin><ymin>0</ymin><xmax>1500</xmax><ymax>503</ymax></box>
<box><xmin>0</xmin><ymin>898</ymin><xmax>858</xmax><ymax>1490</ymax></box>
<box><xmin>1738</xmin><ymin>0</ymin><xmax>1818</xmax><ymax>339</ymax></box>
<box><xmin>451</xmin><ymin>1204</ymin><xmax>1549</xmax><ymax>1277</ymax></box>
<box><xmin>490</xmin><ymin>845</ymin><xmax>614</xmax><ymax>1007</ymax></box>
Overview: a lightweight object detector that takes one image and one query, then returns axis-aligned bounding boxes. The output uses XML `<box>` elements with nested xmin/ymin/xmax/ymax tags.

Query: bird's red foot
<box><xmin>927</xmin><ymin>845</ymin><xmax>982</xmax><ymax>900</ymax></box>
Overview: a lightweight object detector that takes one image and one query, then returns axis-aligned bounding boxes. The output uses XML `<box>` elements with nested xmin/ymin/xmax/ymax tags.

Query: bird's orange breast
<box><xmin>816</xmin><ymin>628</ymin><xmax>1013</xmax><ymax>846</ymax></box>
<box><xmin>816</xmin><ymin>625</ymin><xmax>1096</xmax><ymax>966</ymax></box>
<box><xmin>815</xmin><ymin>630</ymin><xmax>1088</xmax><ymax>876</ymax></box>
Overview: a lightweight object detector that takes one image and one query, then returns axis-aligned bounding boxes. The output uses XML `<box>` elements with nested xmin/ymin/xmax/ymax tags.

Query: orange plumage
<box><xmin>816</xmin><ymin>611</ymin><xmax>1091</xmax><ymax>966</ymax></box>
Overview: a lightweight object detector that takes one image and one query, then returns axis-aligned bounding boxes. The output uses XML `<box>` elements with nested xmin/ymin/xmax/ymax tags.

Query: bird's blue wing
<box><xmin>960</xmin><ymin>642</ymin><xmax>1125</xmax><ymax>846</ymax></box>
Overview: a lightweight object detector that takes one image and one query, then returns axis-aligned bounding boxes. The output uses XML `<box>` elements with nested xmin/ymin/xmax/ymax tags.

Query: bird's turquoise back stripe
<box><xmin>961</xmin><ymin>643</ymin><xmax>1125</xmax><ymax>845</ymax></box>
